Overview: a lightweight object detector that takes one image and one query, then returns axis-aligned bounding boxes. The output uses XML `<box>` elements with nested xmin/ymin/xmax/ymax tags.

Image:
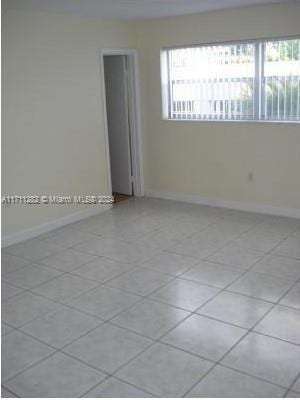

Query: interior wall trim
<box><xmin>145</xmin><ymin>190</ymin><xmax>300</xmax><ymax>219</ymax></box>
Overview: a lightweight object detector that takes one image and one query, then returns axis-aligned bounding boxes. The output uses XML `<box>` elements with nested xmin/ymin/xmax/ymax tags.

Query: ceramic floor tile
<box><xmin>66</xmin><ymin>285</ymin><xmax>141</xmax><ymax>320</ymax></box>
<box><xmin>111</xmin><ymin>299</ymin><xmax>189</xmax><ymax>339</ymax></box>
<box><xmin>73</xmin><ymin>237</ymin><xmax>124</xmax><ymax>256</ymax></box>
<box><xmin>280</xmin><ymin>282</ymin><xmax>300</xmax><ymax>310</ymax></box>
<box><xmin>187</xmin><ymin>365</ymin><xmax>285</xmax><ymax>397</ymax></box>
<box><xmin>189</xmin><ymin>226</ymin><xmax>239</xmax><ymax>248</ymax></box>
<box><xmin>286</xmin><ymin>390</ymin><xmax>300</xmax><ymax>397</ymax></box>
<box><xmin>256</xmin><ymin>218</ymin><xmax>300</xmax><ymax>235</ymax></box>
<box><xmin>1</xmin><ymin>282</ymin><xmax>24</xmax><ymax>301</ymax></box>
<box><xmin>2</xmin><ymin>198</ymin><xmax>300</xmax><ymax>398</ymax></box>
<box><xmin>198</xmin><ymin>291</ymin><xmax>272</xmax><ymax>329</ymax></box>
<box><xmin>241</xmin><ymin>224</ymin><xmax>290</xmax><ymax>241</ymax></box>
<box><xmin>209</xmin><ymin>220</ymin><xmax>256</xmax><ymax>237</ymax></box>
<box><xmin>64</xmin><ymin>323</ymin><xmax>152</xmax><ymax>373</ymax></box>
<box><xmin>40</xmin><ymin>249</ymin><xmax>98</xmax><ymax>272</ymax></box>
<box><xmin>5</xmin><ymin>239</ymin><xmax>62</xmax><ymax>262</ymax></box>
<box><xmin>255</xmin><ymin>305</ymin><xmax>300</xmax><ymax>344</ymax></box>
<box><xmin>142</xmin><ymin>251</ymin><xmax>198</xmax><ymax>276</ymax></box>
<box><xmin>32</xmin><ymin>273</ymin><xmax>99</xmax><ymax>302</ymax></box>
<box><xmin>150</xmin><ymin>278</ymin><xmax>219</xmax><ymax>311</ymax></box>
<box><xmin>207</xmin><ymin>243</ymin><xmax>263</xmax><ymax>270</ymax></box>
<box><xmin>223</xmin><ymin>332</ymin><xmax>300</xmax><ymax>387</ymax></box>
<box><xmin>3</xmin><ymin>263</ymin><xmax>62</xmax><ymax>289</ymax></box>
<box><xmin>84</xmin><ymin>377</ymin><xmax>153</xmax><ymax>398</ymax></box>
<box><xmin>5</xmin><ymin>352</ymin><xmax>107</xmax><ymax>398</ymax></box>
<box><xmin>162</xmin><ymin>314</ymin><xmax>246</xmax><ymax>361</ymax></box>
<box><xmin>232</xmin><ymin>229</ymin><xmax>284</xmax><ymax>253</ymax></box>
<box><xmin>274</xmin><ymin>236</ymin><xmax>300</xmax><ymax>259</ymax></box>
<box><xmin>2</xmin><ymin>330</ymin><xmax>54</xmax><ymax>381</ymax></box>
<box><xmin>1</xmin><ymin>253</ymin><xmax>30</xmax><ymax>277</ymax></box>
<box><xmin>1</xmin><ymin>387</ymin><xmax>17</xmax><ymax>398</ymax></box>
<box><xmin>107</xmin><ymin>267</ymin><xmax>173</xmax><ymax>296</ymax></box>
<box><xmin>20</xmin><ymin>306</ymin><xmax>102</xmax><ymax>348</ymax></box>
<box><xmin>292</xmin><ymin>376</ymin><xmax>300</xmax><ymax>393</ymax></box>
<box><xmin>1</xmin><ymin>323</ymin><xmax>15</xmax><ymax>336</ymax></box>
<box><xmin>116</xmin><ymin>342</ymin><xmax>213</xmax><ymax>397</ymax></box>
<box><xmin>141</xmin><ymin>224</ymin><xmax>200</xmax><ymax>250</ymax></box>
<box><xmin>228</xmin><ymin>270</ymin><xmax>295</xmax><ymax>302</ymax></box>
<box><xmin>180</xmin><ymin>260</ymin><xmax>243</xmax><ymax>288</ymax></box>
<box><xmin>251</xmin><ymin>255</ymin><xmax>300</xmax><ymax>280</ymax></box>
<box><xmin>2</xmin><ymin>292</ymin><xmax>59</xmax><ymax>328</ymax></box>
<box><xmin>73</xmin><ymin>215</ymin><xmax>134</xmax><ymax>236</ymax></box>
<box><xmin>169</xmin><ymin>236</ymin><xmax>217</xmax><ymax>259</ymax></box>
<box><xmin>39</xmin><ymin>228</ymin><xmax>99</xmax><ymax>248</ymax></box>
<box><xmin>73</xmin><ymin>257</ymin><xmax>134</xmax><ymax>283</ymax></box>
<box><xmin>74</xmin><ymin>237</ymin><xmax>158</xmax><ymax>263</ymax></box>
<box><xmin>102</xmin><ymin>216</ymin><xmax>163</xmax><ymax>241</ymax></box>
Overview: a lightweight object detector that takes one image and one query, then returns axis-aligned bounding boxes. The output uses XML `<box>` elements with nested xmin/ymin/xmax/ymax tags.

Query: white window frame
<box><xmin>161</xmin><ymin>36</ymin><xmax>300</xmax><ymax>123</ymax></box>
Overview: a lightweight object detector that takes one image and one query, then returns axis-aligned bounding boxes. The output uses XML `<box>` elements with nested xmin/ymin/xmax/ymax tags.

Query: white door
<box><xmin>104</xmin><ymin>55</ymin><xmax>132</xmax><ymax>195</ymax></box>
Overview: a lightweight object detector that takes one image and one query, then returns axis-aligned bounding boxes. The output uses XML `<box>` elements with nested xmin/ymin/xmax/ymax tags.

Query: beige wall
<box><xmin>2</xmin><ymin>2</ymin><xmax>300</xmax><ymax>239</ymax></box>
<box><xmin>136</xmin><ymin>2</ymin><xmax>300</xmax><ymax>210</ymax></box>
<box><xmin>2</xmin><ymin>8</ymin><xmax>135</xmax><ymax>236</ymax></box>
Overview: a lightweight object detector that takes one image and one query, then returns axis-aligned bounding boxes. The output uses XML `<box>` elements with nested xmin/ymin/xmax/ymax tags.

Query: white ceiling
<box><xmin>4</xmin><ymin>0</ymin><xmax>292</xmax><ymax>21</ymax></box>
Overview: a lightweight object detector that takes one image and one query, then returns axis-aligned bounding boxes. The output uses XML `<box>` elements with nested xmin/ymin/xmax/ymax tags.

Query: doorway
<box><xmin>101</xmin><ymin>50</ymin><xmax>144</xmax><ymax>199</ymax></box>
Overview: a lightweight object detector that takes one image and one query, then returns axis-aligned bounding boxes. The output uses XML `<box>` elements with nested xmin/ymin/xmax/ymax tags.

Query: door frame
<box><xmin>100</xmin><ymin>48</ymin><xmax>144</xmax><ymax>197</ymax></box>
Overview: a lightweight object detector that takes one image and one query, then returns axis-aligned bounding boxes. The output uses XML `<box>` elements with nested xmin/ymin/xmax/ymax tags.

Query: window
<box><xmin>161</xmin><ymin>38</ymin><xmax>300</xmax><ymax>122</ymax></box>
<box><xmin>263</xmin><ymin>39</ymin><xmax>300</xmax><ymax>121</ymax></box>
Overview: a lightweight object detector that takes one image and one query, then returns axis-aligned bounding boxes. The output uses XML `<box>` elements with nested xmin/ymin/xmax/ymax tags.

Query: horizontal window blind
<box><xmin>161</xmin><ymin>37</ymin><xmax>300</xmax><ymax>122</ymax></box>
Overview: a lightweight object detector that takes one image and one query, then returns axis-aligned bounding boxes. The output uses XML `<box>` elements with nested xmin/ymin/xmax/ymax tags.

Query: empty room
<box><xmin>1</xmin><ymin>0</ymin><xmax>300</xmax><ymax>398</ymax></box>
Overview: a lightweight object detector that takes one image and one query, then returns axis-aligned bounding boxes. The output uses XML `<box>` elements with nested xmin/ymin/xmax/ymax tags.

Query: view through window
<box><xmin>162</xmin><ymin>38</ymin><xmax>300</xmax><ymax>121</ymax></box>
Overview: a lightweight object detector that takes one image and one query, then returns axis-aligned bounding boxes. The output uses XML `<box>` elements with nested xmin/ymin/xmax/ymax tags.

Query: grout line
<box><xmin>2</xmin><ymin>269</ymin><xmax>66</xmax><ymax>292</ymax></box>
<box><xmin>106</xmin><ymin>376</ymin><xmax>159</xmax><ymax>398</ymax></box>
<box><xmin>108</xmin><ymin>315</ymin><xmax>191</xmax><ymax>343</ymax></box>
<box><xmin>7</xmin><ymin>269</ymin><xmax>298</xmax><ymax>395</ymax></box>
<box><xmin>78</xmin><ymin>375</ymin><xmax>112</xmax><ymax>398</ymax></box>
<box><xmin>3</xmin><ymin>349</ymin><xmax>59</xmax><ymax>386</ymax></box>
<box><xmin>57</xmin><ymin>348</ymin><xmax>114</xmax><ymax>376</ymax></box>
<box><xmin>192</xmin><ymin>230</ymin><xmax>299</xmax><ymax>315</ymax></box>
<box><xmin>237</xmin><ymin>328</ymin><xmax>300</xmax><ymax>348</ymax></box>
<box><xmin>68</xmin><ymin>259</ymin><xmax>137</xmax><ymax>281</ymax></box>
<box><xmin>2</xmin><ymin>284</ymin><xmax>105</xmax><ymax>331</ymax></box>
<box><xmin>180</xmin><ymin>233</ymin><xmax>300</xmax><ymax>396</ymax></box>
<box><xmin>202</xmin><ymin>362</ymin><xmax>290</xmax><ymax>393</ymax></box>
<box><xmin>103</xmin><ymin>273</ymin><xmax>178</xmax><ymax>298</ymax></box>
<box><xmin>17</xmin><ymin>317</ymin><xmax>105</xmax><ymax>350</ymax></box>
<box><xmin>4</xmin><ymin>247</ymin><xmax>299</xmax><ymax>340</ymax></box>
<box><xmin>285</xmin><ymin>371</ymin><xmax>300</xmax><ymax>397</ymax></box>
<box><xmin>28</xmin><ymin>275</ymin><xmax>103</xmax><ymax>301</ymax></box>
<box><xmin>78</xmin><ymin>375</ymin><xmax>113</xmax><ymax>399</ymax></box>
<box><xmin>79</xmin><ymin>374</ymin><xmax>158</xmax><ymax>398</ymax></box>
<box><xmin>38</xmin><ymin>254</ymin><xmax>104</xmax><ymax>274</ymax></box>
<box><xmin>64</xmin><ymin>291</ymin><xmax>146</xmax><ymax>325</ymax></box>
<box><xmin>1</xmin><ymin>384</ymin><xmax>21</xmax><ymax>398</ymax></box>
<box><xmin>63</xmin><ymin>338</ymin><xmax>158</xmax><ymax>397</ymax></box>
<box><xmin>3</xmin><ymin>202</ymin><xmax>300</xmax><ymax>397</ymax></box>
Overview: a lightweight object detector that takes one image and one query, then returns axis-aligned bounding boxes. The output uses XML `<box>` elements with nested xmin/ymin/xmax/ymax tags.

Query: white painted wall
<box><xmin>136</xmin><ymin>2</ymin><xmax>300</xmax><ymax>211</ymax></box>
<box><xmin>2</xmin><ymin>7</ymin><xmax>136</xmax><ymax>237</ymax></box>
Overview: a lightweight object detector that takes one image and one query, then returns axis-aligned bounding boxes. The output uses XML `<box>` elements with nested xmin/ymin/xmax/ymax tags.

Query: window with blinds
<box><xmin>161</xmin><ymin>38</ymin><xmax>300</xmax><ymax>122</ymax></box>
<box><xmin>263</xmin><ymin>39</ymin><xmax>300</xmax><ymax>121</ymax></box>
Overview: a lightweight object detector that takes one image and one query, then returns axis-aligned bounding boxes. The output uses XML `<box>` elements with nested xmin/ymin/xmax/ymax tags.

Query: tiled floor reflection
<box><xmin>2</xmin><ymin>197</ymin><xmax>300</xmax><ymax>397</ymax></box>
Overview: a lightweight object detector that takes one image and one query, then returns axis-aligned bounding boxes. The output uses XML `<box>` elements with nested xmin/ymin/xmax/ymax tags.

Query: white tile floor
<box><xmin>1</xmin><ymin>197</ymin><xmax>300</xmax><ymax>398</ymax></box>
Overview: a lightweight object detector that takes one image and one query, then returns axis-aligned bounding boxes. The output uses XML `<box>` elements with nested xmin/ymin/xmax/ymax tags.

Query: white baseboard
<box><xmin>145</xmin><ymin>190</ymin><xmax>300</xmax><ymax>219</ymax></box>
<box><xmin>3</xmin><ymin>192</ymin><xmax>299</xmax><ymax>248</ymax></box>
<box><xmin>2</xmin><ymin>204</ymin><xmax>112</xmax><ymax>248</ymax></box>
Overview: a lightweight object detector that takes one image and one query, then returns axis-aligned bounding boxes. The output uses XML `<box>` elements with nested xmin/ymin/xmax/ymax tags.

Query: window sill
<box><xmin>163</xmin><ymin>118</ymin><xmax>300</xmax><ymax>125</ymax></box>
